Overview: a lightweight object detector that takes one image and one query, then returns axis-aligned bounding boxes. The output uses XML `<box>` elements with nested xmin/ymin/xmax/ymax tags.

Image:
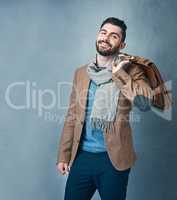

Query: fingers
<box><xmin>119</xmin><ymin>60</ymin><xmax>131</xmax><ymax>67</ymax></box>
<box><xmin>112</xmin><ymin>59</ymin><xmax>131</xmax><ymax>73</ymax></box>
<box><xmin>57</xmin><ymin>162</ymin><xmax>70</xmax><ymax>175</ymax></box>
<box><xmin>63</xmin><ymin>163</ymin><xmax>70</xmax><ymax>175</ymax></box>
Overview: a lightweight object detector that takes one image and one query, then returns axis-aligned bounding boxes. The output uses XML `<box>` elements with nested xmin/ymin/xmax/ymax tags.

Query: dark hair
<box><xmin>100</xmin><ymin>17</ymin><xmax>127</xmax><ymax>42</ymax></box>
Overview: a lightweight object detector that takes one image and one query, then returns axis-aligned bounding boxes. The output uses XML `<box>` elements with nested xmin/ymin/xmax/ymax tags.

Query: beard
<box><xmin>96</xmin><ymin>40</ymin><xmax>120</xmax><ymax>56</ymax></box>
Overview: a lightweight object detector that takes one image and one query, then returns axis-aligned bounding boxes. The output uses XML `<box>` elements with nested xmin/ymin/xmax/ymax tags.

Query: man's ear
<box><xmin>120</xmin><ymin>42</ymin><xmax>126</xmax><ymax>50</ymax></box>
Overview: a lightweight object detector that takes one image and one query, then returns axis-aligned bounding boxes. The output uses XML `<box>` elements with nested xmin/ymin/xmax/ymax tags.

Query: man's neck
<box><xmin>96</xmin><ymin>54</ymin><xmax>117</xmax><ymax>69</ymax></box>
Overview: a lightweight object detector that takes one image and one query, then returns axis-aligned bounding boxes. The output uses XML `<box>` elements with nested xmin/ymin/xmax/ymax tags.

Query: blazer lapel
<box><xmin>78</xmin><ymin>65</ymin><xmax>90</xmax><ymax>119</ymax></box>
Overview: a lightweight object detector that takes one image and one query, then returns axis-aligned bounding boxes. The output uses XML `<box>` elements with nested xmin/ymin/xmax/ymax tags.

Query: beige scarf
<box><xmin>87</xmin><ymin>63</ymin><xmax>120</xmax><ymax>132</ymax></box>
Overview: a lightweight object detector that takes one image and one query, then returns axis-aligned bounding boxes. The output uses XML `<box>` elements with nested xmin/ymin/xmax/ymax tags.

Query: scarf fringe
<box><xmin>90</xmin><ymin>118</ymin><xmax>114</xmax><ymax>133</ymax></box>
<box><xmin>87</xmin><ymin>63</ymin><xmax>119</xmax><ymax>133</ymax></box>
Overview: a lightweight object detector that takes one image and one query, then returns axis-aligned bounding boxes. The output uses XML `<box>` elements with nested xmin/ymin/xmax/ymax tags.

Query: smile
<box><xmin>99</xmin><ymin>42</ymin><xmax>111</xmax><ymax>48</ymax></box>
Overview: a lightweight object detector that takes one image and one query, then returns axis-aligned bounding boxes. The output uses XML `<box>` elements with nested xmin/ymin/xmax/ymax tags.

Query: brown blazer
<box><xmin>56</xmin><ymin>57</ymin><xmax>157</xmax><ymax>171</ymax></box>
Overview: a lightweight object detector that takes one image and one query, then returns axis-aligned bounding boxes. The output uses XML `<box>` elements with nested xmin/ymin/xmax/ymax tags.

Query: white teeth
<box><xmin>100</xmin><ymin>42</ymin><xmax>110</xmax><ymax>47</ymax></box>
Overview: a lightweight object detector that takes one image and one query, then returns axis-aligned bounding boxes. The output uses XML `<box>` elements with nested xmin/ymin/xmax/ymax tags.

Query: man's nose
<box><xmin>102</xmin><ymin>34</ymin><xmax>109</xmax><ymax>42</ymax></box>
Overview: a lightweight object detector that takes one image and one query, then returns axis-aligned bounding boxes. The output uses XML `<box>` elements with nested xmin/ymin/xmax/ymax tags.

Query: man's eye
<box><xmin>100</xmin><ymin>31</ymin><xmax>106</xmax><ymax>35</ymax></box>
<box><xmin>112</xmin><ymin>35</ymin><xmax>118</xmax><ymax>39</ymax></box>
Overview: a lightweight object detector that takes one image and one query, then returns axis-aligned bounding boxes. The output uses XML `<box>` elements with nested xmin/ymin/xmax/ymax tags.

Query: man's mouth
<box><xmin>99</xmin><ymin>42</ymin><xmax>111</xmax><ymax>48</ymax></box>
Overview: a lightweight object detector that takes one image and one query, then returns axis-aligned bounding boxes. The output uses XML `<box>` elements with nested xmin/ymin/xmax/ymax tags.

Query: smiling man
<box><xmin>56</xmin><ymin>17</ymin><xmax>169</xmax><ymax>200</ymax></box>
<box><xmin>96</xmin><ymin>22</ymin><xmax>126</xmax><ymax>57</ymax></box>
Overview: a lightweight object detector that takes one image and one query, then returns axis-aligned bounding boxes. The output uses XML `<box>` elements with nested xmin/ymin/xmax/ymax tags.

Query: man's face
<box><xmin>96</xmin><ymin>23</ymin><xmax>125</xmax><ymax>56</ymax></box>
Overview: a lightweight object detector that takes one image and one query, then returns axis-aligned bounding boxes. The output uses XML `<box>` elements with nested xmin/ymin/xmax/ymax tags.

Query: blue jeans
<box><xmin>64</xmin><ymin>150</ymin><xmax>131</xmax><ymax>200</ymax></box>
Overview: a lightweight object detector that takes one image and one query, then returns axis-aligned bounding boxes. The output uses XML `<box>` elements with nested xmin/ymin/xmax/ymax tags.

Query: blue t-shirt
<box><xmin>79</xmin><ymin>80</ymin><xmax>107</xmax><ymax>152</ymax></box>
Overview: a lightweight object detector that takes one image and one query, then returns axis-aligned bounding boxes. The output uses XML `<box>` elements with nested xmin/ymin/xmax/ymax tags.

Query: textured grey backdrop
<box><xmin>0</xmin><ymin>0</ymin><xmax>177</xmax><ymax>200</ymax></box>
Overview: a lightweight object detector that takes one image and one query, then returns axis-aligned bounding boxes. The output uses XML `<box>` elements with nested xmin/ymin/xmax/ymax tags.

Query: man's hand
<box><xmin>57</xmin><ymin>162</ymin><xmax>70</xmax><ymax>175</ymax></box>
<box><xmin>112</xmin><ymin>60</ymin><xmax>131</xmax><ymax>74</ymax></box>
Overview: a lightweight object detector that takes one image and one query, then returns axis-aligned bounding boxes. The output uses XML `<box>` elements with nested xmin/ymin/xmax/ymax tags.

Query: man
<box><xmin>56</xmin><ymin>17</ymin><xmax>169</xmax><ymax>200</ymax></box>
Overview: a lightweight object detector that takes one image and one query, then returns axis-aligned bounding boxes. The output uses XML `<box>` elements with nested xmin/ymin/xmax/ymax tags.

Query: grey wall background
<box><xmin>0</xmin><ymin>0</ymin><xmax>177</xmax><ymax>200</ymax></box>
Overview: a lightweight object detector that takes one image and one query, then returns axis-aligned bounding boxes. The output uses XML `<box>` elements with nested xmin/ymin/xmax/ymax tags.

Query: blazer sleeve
<box><xmin>56</xmin><ymin>69</ymin><xmax>78</xmax><ymax>165</ymax></box>
<box><xmin>112</xmin><ymin>64</ymin><xmax>153</xmax><ymax>111</ymax></box>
